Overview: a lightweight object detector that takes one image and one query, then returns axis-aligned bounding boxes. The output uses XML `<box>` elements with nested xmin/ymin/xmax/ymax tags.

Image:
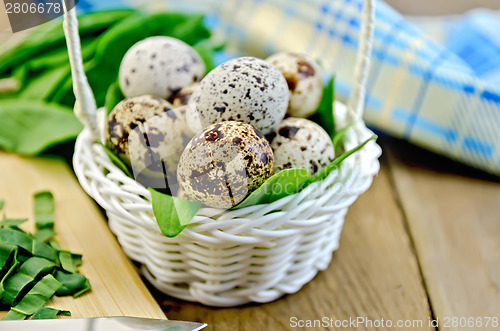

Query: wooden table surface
<box><xmin>153</xmin><ymin>138</ymin><xmax>500</xmax><ymax>330</ymax></box>
<box><xmin>1</xmin><ymin>1</ymin><xmax>499</xmax><ymax>330</ymax></box>
<box><xmin>0</xmin><ymin>138</ymin><xmax>498</xmax><ymax>330</ymax></box>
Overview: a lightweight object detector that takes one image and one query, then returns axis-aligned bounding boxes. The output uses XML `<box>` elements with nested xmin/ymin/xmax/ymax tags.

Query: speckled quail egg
<box><xmin>106</xmin><ymin>96</ymin><xmax>195</xmax><ymax>185</ymax></box>
<box><xmin>119</xmin><ymin>36</ymin><xmax>205</xmax><ymax>99</ymax></box>
<box><xmin>188</xmin><ymin>57</ymin><xmax>289</xmax><ymax>135</ymax></box>
<box><xmin>171</xmin><ymin>83</ymin><xmax>199</xmax><ymax>108</ymax></box>
<box><xmin>177</xmin><ymin>121</ymin><xmax>274</xmax><ymax>208</ymax></box>
<box><xmin>266</xmin><ymin>52</ymin><xmax>323</xmax><ymax>118</ymax></box>
<box><xmin>268</xmin><ymin>117</ymin><xmax>334</xmax><ymax>176</ymax></box>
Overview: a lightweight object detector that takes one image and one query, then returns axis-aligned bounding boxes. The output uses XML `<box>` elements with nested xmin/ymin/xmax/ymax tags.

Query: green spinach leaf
<box><xmin>0</xmin><ymin>100</ymin><xmax>82</xmax><ymax>155</ymax></box>
<box><xmin>235</xmin><ymin>169</ymin><xmax>312</xmax><ymax>209</ymax></box>
<box><xmin>99</xmin><ymin>142</ymin><xmax>133</xmax><ymax>178</ymax></box>
<box><xmin>149</xmin><ymin>188</ymin><xmax>201</xmax><ymax>238</ymax></box>
<box><xmin>0</xmin><ymin>10</ymin><xmax>134</xmax><ymax>75</ymax></box>
<box><xmin>312</xmin><ymin>134</ymin><xmax>377</xmax><ymax>183</ymax></box>
<box><xmin>315</xmin><ymin>76</ymin><xmax>335</xmax><ymax>137</ymax></box>
<box><xmin>104</xmin><ymin>81</ymin><xmax>124</xmax><ymax>114</ymax></box>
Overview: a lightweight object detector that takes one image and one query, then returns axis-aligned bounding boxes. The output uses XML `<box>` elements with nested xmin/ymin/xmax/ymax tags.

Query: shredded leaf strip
<box><xmin>49</xmin><ymin>240</ymin><xmax>62</xmax><ymax>251</ymax></box>
<box><xmin>73</xmin><ymin>279</ymin><xmax>91</xmax><ymax>298</ymax></box>
<box><xmin>31</xmin><ymin>240</ymin><xmax>59</xmax><ymax>264</ymax></box>
<box><xmin>34</xmin><ymin>192</ymin><xmax>55</xmax><ymax>230</ymax></box>
<box><xmin>59</xmin><ymin>251</ymin><xmax>78</xmax><ymax>274</ymax></box>
<box><xmin>0</xmin><ymin>243</ymin><xmax>17</xmax><ymax>271</ymax></box>
<box><xmin>9</xmin><ymin>274</ymin><xmax>61</xmax><ymax>316</ymax></box>
<box><xmin>54</xmin><ymin>271</ymin><xmax>87</xmax><ymax>297</ymax></box>
<box><xmin>0</xmin><ymin>246</ymin><xmax>18</xmax><ymax>303</ymax></box>
<box><xmin>2</xmin><ymin>309</ymin><xmax>26</xmax><ymax>320</ymax></box>
<box><xmin>0</xmin><ymin>228</ymin><xmax>33</xmax><ymax>253</ymax></box>
<box><xmin>32</xmin><ymin>307</ymin><xmax>71</xmax><ymax>319</ymax></box>
<box><xmin>0</xmin><ymin>218</ymin><xmax>28</xmax><ymax>228</ymax></box>
<box><xmin>1</xmin><ymin>257</ymin><xmax>55</xmax><ymax>306</ymax></box>
<box><xmin>33</xmin><ymin>229</ymin><xmax>57</xmax><ymax>243</ymax></box>
<box><xmin>71</xmin><ymin>254</ymin><xmax>83</xmax><ymax>267</ymax></box>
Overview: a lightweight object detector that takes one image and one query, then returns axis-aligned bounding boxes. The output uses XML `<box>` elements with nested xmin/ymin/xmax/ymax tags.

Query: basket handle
<box><xmin>347</xmin><ymin>0</ymin><xmax>375</xmax><ymax>133</ymax></box>
<box><xmin>63</xmin><ymin>2</ymin><xmax>100</xmax><ymax>140</ymax></box>
<box><xmin>63</xmin><ymin>0</ymin><xmax>374</xmax><ymax>140</ymax></box>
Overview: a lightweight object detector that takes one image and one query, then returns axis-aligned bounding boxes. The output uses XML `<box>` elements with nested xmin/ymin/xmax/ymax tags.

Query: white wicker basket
<box><xmin>64</xmin><ymin>0</ymin><xmax>380</xmax><ymax>307</ymax></box>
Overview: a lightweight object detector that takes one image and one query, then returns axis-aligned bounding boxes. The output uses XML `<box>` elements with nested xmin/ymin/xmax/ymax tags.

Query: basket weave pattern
<box><xmin>74</xmin><ymin>113</ymin><xmax>381</xmax><ymax>306</ymax></box>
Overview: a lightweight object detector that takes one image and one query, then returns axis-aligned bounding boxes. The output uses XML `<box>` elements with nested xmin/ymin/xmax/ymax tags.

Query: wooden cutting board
<box><xmin>0</xmin><ymin>151</ymin><xmax>166</xmax><ymax>319</ymax></box>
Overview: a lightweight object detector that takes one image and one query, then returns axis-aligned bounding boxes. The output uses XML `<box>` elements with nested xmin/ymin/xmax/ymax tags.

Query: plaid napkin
<box><xmin>79</xmin><ymin>0</ymin><xmax>500</xmax><ymax>175</ymax></box>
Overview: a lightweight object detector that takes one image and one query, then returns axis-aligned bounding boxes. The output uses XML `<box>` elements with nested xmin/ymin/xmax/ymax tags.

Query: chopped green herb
<box><xmin>59</xmin><ymin>251</ymin><xmax>78</xmax><ymax>274</ymax></box>
<box><xmin>1</xmin><ymin>257</ymin><xmax>55</xmax><ymax>306</ymax></box>
<box><xmin>32</xmin><ymin>307</ymin><xmax>70</xmax><ymax>320</ymax></box>
<box><xmin>71</xmin><ymin>254</ymin><xmax>82</xmax><ymax>267</ymax></box>
<box><xmin>2</xmin><ymin>309</ymin><xmax>26</xmax><ymax>320</ymax></box>
<box><xmin>31</xmin><ymin>240</ymin><xmax>59</xmax><ymax>264</ymax></box>
<box><xmin>48</xmin><ymin>240</ymin><xmax>62</xmax><ymax>251</ymax></box>
<box><xmin>0</xmin><ymin>243</ymin><xmax>17</xmax><ymax>271</ymax></box>
<box><xmin>8</xmin><ymin>274</ymin><xmax>61</xmax><ymax>316</ymax></box>
<box><xmin>33</xmin><ymin>229</ymin><xmax>57</xmax><ymax>243</ymax></box>
<box><xmin>0</xmin><ymin>228</ymin><xmax>33</xmax><ymax>253</ymax></box>
<box><xmin>55</xmin><ymin>271</ymin><xmax>87</xmax><ymax>297</ymax></box>
<box><xmin>2</xmin><ymin>273</ymin><xmax>34</xmax><ymax>306</ymax></box>
<box><xmin>0</xmin><ymin>192</ymin><xmax>90</xmax><ymax>319</ymax></box>
<box><xmin>0</xmin><ymin>247</ymin><xmax>19</xmax><ymax>297</ymax></box>
<box><xmin>0</xmin><ymin>218</ymin><xmax>28</xmax><ymax>228</ymax></box>
<box><xmin>73</xmin><ymin>279</ymin><xmax>91</xmax><ymax>298</ymax></box>
<box><xmin>34</xmin><ymin>191</ymin><xmax>55</xmax><ymax>230</ymax></box>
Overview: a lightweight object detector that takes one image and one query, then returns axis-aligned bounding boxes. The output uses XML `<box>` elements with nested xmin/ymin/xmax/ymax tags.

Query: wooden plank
<box><xmin>157</xmin><ymin>158</ymin><xmax>433</xmax><ymax>330</ymax></box>
<box><xmin>385</xmin><ymin>139</ymin><xmax>500</xmax><ymax>331</ymax></box>
<box><xmin>0</xmin><ymin>152</ymin><xmax>166</xmax><ymax>319</ymax></box>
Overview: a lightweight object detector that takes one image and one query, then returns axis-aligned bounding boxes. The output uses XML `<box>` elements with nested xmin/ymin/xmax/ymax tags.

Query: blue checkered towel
<box><xmin>80</xmin><ymin>0</ymin><xmax>500</xmax><ymax>175</ymax></box>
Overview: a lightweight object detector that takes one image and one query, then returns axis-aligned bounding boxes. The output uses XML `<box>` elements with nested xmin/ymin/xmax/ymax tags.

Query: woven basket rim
<box><xmin>73</xmin><ymin>101</ymin><xmax>382</xmax><ymax>237</ymax></box>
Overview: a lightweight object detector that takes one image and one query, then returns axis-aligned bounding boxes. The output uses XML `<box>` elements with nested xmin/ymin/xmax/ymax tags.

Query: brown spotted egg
<box><xmin>266</xmin><ymin>52</ymin><xmax>323</xmax><ymax>118</ymax></box>
<box><xmin>119</xmin><ymin>36</ymin><xmax>205</xmax><ymax>99</ymax></box>
<box><xmin>177</xmin><ymin>121</ymin><xmax>274</xmax><ymax>208</ymax></box>
<box><xmin>106</xmin><ymin>96</ymin><xmax>195</xmax><ymax>186</ymax></box>
<box><xmin>188</xmin><ymin>57</ymin><xmax>289</xmax><ymax>135</ymax></box>
<box><xmin>268</xmin><ymin>117</ymin><xmax>334</xmax><ymax>176</ymax></box>
<box><xmin>171</xmin><ymin>83</ymin><xmax>199</xmax><ymax>108</ymax></box>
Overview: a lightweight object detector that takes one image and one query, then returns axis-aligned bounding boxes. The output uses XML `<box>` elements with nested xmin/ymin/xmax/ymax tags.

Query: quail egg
<box><xmin>266</xmin><ymin>52</ymin><xmax>323</xmax><ymax>118</ymax></box>
<box><xmin>119</xmin><ymin>36</ymin><xmax>205</xmax><ymax>99</ymax></box>
<box><xmin>188</xmin><ymin>57</ymin><xmax>289</xmax><ymax>135</ymax></box>
<box><xmin>171</xmin><ymin>83</ymin><xmax>199</xmax><ymax>108</ymax></box>
<box><xmin>106</xmin><ymin>96</ymin><xmax>195</xmax><ymax>186</ymax></box>
<box><xmin>177</xmin><ymin>121</ymin><xmax>274</xmax><ymax>208</ymax></box>
<box><xmin>268</xmin><ymin>117</ymin><xmax>334</xmax><ymax>176</ymax></box>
